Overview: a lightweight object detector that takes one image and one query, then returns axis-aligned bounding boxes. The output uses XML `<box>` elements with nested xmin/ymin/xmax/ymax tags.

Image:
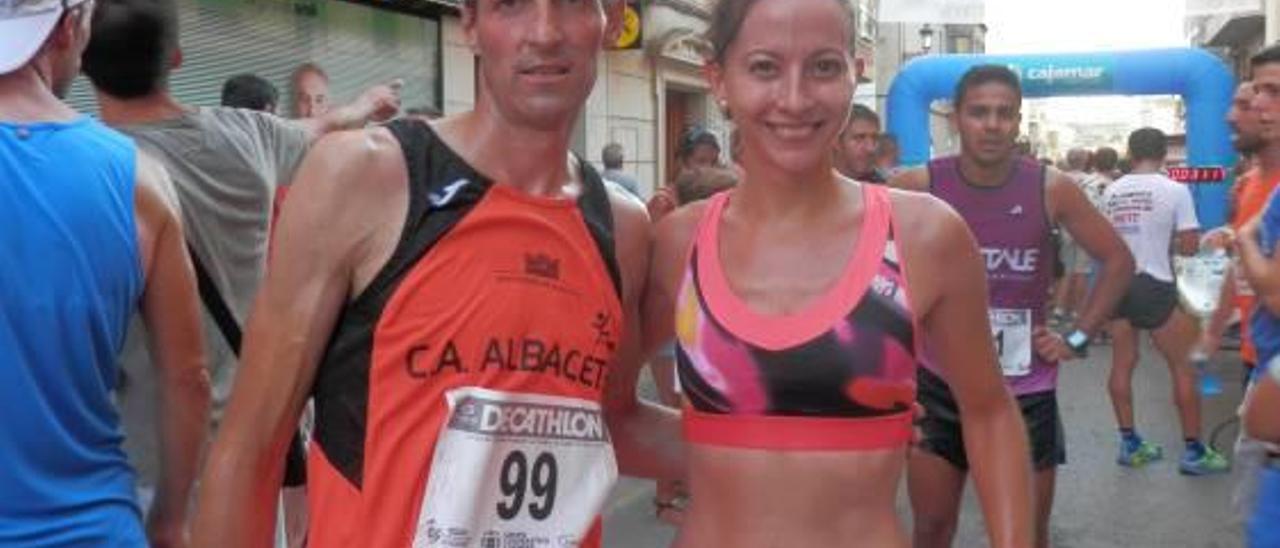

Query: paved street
<box><xmin>603</xmin><ymin>337</ymin><xmax>1249</xmax><ymax>547</ymax></box>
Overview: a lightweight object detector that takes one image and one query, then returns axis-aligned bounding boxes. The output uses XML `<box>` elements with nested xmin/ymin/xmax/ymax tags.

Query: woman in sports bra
<box><xmin>642</xmin><ymin>0</ymin><xmax>1035</xmax><ymax>546</ymax></box>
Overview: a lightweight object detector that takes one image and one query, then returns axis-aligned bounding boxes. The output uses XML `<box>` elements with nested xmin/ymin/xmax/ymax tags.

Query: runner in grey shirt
<box><xmin>82</xmin><ymin>0</ymin><xmax>400</xmax><ymax>520</ymax></box>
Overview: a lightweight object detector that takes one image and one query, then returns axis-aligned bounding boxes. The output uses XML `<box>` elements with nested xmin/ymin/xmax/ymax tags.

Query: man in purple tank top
<box><xmin>891</xmin><ymin>65</ymin><xmax>1135</xmax><ymax>548</ymax></box>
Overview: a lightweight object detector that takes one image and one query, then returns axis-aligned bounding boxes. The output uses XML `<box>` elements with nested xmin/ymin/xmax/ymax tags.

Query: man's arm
<box><xmin>133</xmin><ymin>153</ymin><xmax>212</xmax><ymax>548</ymax></box>
<box><xmin>193</xmin><ymin>129</ymin><xmax>408</xmax><ymax>547</ymax></box>
<box><xmin>1173</xmin><ymin>184</ymin><xmax>1202</xmax><ymax>257</ymax></box>
<box><xmin>603</xmin><ymin>189</ymin><xmax>687</xmax><ymax>481</ymax></box>
<box><xmin>1049</xmin><ymin>173</ymin><xmax>1134</xmax><ymax>337</ymax></box>
<box><xmin>1201</xmin><ymin>273</ymin><xmax>1238</xmax><ymax>354</ymax></box>
<box><xmin>1238</xmin><ymin>216</ymin><xmax>1280</xmax><ymax>316</ymax></box>
<box><xmin>1245</xmin><ymin>366</ymin><xmax>1280</xmax><ymax>443</ymax></box>
<box><xmin>904</xmin><ymin>196</ymin><xmax>1034</xmax><ymax>548</ymax></box>
<box><xmin>295</xmin><ymin>81</ymin><xmax>402</xmax><ymax>143</ymax></box>
<box><xmin>886</xmin><ymin>166</ymin><xmax>930</xmax><ymax>192</ymax></box>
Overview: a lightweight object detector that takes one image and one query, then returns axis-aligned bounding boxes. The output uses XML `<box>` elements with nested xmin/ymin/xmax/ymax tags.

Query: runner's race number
<box><xmin>413</xmin><ymin>387</ymin><xmax>616</xmax><ymax>548</ymax></box>
<box><xmin>990</xmin><ymin>308</ymin><xmax>1032</xmax><ymax>377</ymax></box>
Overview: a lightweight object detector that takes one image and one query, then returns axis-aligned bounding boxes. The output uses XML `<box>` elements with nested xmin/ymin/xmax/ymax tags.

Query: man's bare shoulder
<box><xmin>134</xmin><ymin>150</ymin><xmax>182</xmax><ymax>212</ymax></box>
<box><xmin>292</xmin><ymin>126</ymin><xmax>406</xmax><ymax>205</ymax></box>
<box><xmin>887</xmin><ymin>166</ymin><xmax>930</xmax><ymax>192</ymax></box>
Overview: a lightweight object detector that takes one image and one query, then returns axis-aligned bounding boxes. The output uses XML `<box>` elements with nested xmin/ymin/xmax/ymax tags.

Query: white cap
<box><xmin>0</xmin><ymin>0</ymin><xmax>88</xmax><ymax>75</ymax></box>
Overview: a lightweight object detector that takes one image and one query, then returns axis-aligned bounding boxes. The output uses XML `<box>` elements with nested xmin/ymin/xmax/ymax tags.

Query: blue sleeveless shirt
<box><xmin>0</xmin><ymin>117</ymin><xmax>145</xmax><ymax>546</ymax></box>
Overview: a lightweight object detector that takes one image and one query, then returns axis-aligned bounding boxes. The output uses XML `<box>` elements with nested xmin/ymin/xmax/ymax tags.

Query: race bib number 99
<box><xmin>989</xmin><ymin>309</ymin><xmax>1032</xmax><ymax>377</ymax></box>
<box><xmin>413</xmin><ymin>387</ymin><xmax>618</xmax><ymax>548</ymax></box>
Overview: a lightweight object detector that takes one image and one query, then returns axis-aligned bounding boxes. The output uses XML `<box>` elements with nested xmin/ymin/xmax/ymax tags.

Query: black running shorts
<box><xmin>1115</xmin><ymin>273</ymin><xmax>1178</xmax><ymax>330</ymax></box>
<box><xmin>916</xmin><ymin>368</ymin><xmax>1065</xmax><ymax>471</ymax></box>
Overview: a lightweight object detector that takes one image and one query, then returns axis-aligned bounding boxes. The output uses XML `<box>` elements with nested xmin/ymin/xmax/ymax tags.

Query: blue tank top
<box><xmin>1252</xmin><ymin>187</ymin><xmax>1280</xmax><ymax>373</ymax></box>
<box><xmin>0</xmin><ymin>117</ymin><xmax>146</xmax><ymax>546</ymax></box>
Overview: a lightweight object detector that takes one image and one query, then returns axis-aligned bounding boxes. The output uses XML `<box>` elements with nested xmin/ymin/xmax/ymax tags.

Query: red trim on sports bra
<box><xmin>695</xmin><ymin>185</ymin><xmax>892</xmax><ymax>351</ymax></box>
<box><xmin>682</xmin><ymin>408</ymin><xmax>913</xmax><ymax>451</ymax></box>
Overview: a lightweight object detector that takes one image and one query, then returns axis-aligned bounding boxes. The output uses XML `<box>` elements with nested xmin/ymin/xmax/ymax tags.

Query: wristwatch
<box><xmin>1064</xmin><ymin>329</ymin><xmax>1090</xmax><ymax>358</ymax></box>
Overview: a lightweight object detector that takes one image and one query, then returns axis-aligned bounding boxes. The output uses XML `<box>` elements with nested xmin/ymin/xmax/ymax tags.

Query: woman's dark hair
<box><xmin>705</xmin><ymin>0</ymin><xmax>857</xmax><ymax>63</ymax></box>
<box><xmin>678</xmin><ymin>127</ymin><xmax>722</xmax><ymax>160</ymax></box>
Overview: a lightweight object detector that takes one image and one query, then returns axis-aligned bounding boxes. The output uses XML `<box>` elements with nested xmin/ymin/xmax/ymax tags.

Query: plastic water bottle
<box><xmin>1191</xmin><ymin>348</ymin><xmax>1223</xmax><ymax>397</ymax></box>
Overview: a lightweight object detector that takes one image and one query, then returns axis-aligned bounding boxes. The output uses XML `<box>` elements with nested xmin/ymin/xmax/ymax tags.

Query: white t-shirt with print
<box><xmin>1103</xmin><ymin>172</ymin><xmax>1200</xmax><ymax>282</ymax></box>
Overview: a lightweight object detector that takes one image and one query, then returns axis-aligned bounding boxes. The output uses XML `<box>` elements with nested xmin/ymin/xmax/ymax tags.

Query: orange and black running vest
<box><xmin>307</xmin><ymin>120</ymin><xmax>624</xmax><ymax>548</ymax></box>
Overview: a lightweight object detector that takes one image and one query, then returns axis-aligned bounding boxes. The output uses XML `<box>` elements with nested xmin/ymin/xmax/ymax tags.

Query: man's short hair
<box><xmin>1127</xmin><ymin>127</ymin><xmax>1168</xmax><ymax>163</ymax></box>
<box><xmin>1093</xmin><ymin>147</ymin><xmax>1119</xmax><ymax>172</ymax></box>
<box><xmin>1252</xmin><ymin>44</ymin><xmax>1280</xmax><ymax>70</ymax></box>
<box><xmin>291</xmin><ymin>62</ymin><xmax>328</xmax><ymax>84</ymax></box>
<box><xmin>954</xmin><ymin>64</ymin><xmax>1023</xmax><ymax>108</ymax></box>
<box><xmin>1066</xmin><ymin>148</ymin><xmax>1090</xmax><ymax>171</ymax></box>
<box><xmin>602</xmin><ymin>143</ymin><xmax>625</xmax><ymax>169</ymax></box>
<box><xmin>221</xmin><ymin>74</ymin><xmax>278</xmax><ymax>112</ymax></box>
<box><xmin>849</xmin><ymin>103</ymin><xmax>880</xmax><ymax>127</ymax></box>
<box><xmin>82</xmin><ymin>0</ymin><xmax>181</xmax><ymax>99</ymax></box>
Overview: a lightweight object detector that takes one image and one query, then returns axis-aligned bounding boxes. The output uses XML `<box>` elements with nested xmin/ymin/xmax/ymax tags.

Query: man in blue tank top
<box><xmin>891</xmin><ymin>65</ymin><xmax>1135</xmax><ymax>548</ymax></box>
<box><xmin>0</xmin><ymin>2</ymin><xmax>211</xmax><ymax>545</ymax></box>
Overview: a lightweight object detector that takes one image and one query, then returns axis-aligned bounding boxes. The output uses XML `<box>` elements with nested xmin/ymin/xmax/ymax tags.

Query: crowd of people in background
<box><xmin>9</xmin><ymin>0</ymin><xmax>1280</xmax><ymax>547</ymax></box>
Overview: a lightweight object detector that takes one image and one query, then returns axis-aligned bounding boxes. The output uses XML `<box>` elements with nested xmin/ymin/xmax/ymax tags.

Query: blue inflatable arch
<box><xmin>886</xmin><ymin>48</ymin><xmax>1236</xmax><ymax>227</ymax></box>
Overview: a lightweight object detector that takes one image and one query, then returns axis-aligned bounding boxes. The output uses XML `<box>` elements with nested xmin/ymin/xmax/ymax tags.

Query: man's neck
<box><xmin>96</xmin><ymin>90</ymin><xmax>188</xmax><ymax>127</ymax></box>
<box><xmin>1130</xmin><ymin>160</ymin><xmax>1163</xmax><ymax>175</ymax></box>
<box><xmin>436</xmin><ymin>102</ymin><xmax>580</xmax><ymax>198</ymax></box>
<box><xmin>957</xmin><ymin>152</ymin><xmax>1015</xmax><ymax>187</ymax></box>
<box><xmin>1256</xmin><ymin>142</ymin><xmax>1280</xmax><ymax>176</ymax></box>
<box><xmin>0</xmin><ymin>67</ymin><xmax>77</xmax><ymax>122</ymax></box>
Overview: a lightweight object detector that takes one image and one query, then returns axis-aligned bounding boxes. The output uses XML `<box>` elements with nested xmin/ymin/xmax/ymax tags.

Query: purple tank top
<box><xmin>927</xmin><ymin>156</ymin><xmax>1057</xmax><ymax>396</ymax></box>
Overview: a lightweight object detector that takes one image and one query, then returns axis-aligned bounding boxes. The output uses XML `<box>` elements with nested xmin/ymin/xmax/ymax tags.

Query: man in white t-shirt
<box><xmin>1103</xmin><ymin>127</ymin><xmax>1229</xmax><ymax>475</ymax></box>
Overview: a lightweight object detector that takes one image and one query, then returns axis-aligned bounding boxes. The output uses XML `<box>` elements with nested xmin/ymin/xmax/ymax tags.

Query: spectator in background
<box><xmin>641</xmin><ymin>129</ymin><xmax>727</xmax><ymax>524</ymax></box>
<box><xmin>1103</xmin><ymin>127</ymin><xmax>1226</xmax><ymax>476</ymax></box>
<box><xmin>0</xmin><ymin>1</ymin><xmax>209</xmax><ymax>544</ymax></box>
<box><xmin>833</xmin><ymin>103</ymin><xmax>884</xmax><ymax>183</ymax></box>
<box><xmin>877</xmin><ymin>133</ymin><xmax>900</xmax><ymax>175</ymax></box>
<box><xmin>221</xmin><ymin>73</ymin><xmax>278</xmax><ymax>114</ymax></box>
<box><xmin>83</xmin><ymin>1</ymin><xmax>400</xmax><ymax>544</ymax></box>
<box><xmin>1243</xmin><ymin>363</ymin><xmax>1280</xmax><ymax>547</ymax></box>
<box><xmin>601</xmin><ymin>142</ymin><xmax>641</xmax><ymax>197</ymax></box>
<box><xmin>1085</xmin><ymin>147</ymin><xmax>1120</xmax><ymax>207</ymax></box>
<box><xmin>648</xmin><ymin>165</ymin><xmax>739</xmax><ymax>525</ymax></box>
<box><xmin>648</xmin><ymin>127</ymin><xmax>722</xmax><ymax>220</ymax></box>
<box><xmin>674</xmin><ymin>166</ymin><xmax>738</xmax><ymax>211</ymax></box>
<box><xmin>290</xmin><ymin>62</ymin><xmax>329</xmax><ymax>119</ymax></box>
<box><xmin>1222</xmin><ymin>45</ymin><xmax>1280</xmax><ymax>537</ymax></box>
<box><xmin>1053</xmin><ymin>148</ymin><xmax>1094</xmax><ymax>326</ymax></box>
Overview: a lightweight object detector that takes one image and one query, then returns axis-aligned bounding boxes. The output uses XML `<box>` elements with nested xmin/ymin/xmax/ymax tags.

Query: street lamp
<box><xmin>920</xmin><ymin>24</ymin><xmax>935</xmax><ymax>54</ymax></box>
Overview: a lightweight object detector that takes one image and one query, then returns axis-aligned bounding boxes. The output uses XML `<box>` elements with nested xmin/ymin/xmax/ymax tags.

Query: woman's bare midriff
<box><xmin>673</xmin><ymin>443</ymin><xmax>909</xmax><ymax>548</ymax></box>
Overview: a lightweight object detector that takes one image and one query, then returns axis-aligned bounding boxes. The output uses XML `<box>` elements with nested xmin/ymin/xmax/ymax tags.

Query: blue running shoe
<box><xmin>1118</xmin><ymin>439</ymin><xmax>1164</xmax><ymax>467</ymax></box>
<box><xmin>1180</xmin><ymin>446</ymin><xmax>1230</xmax><ymax>476</ymax></box>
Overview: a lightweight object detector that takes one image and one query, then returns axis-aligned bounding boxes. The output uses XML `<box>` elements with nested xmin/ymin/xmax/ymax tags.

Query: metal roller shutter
<box><xmin>67</xmin><ymin>0</ymin><xmax>440</xmax><ymax>116</ymax></box>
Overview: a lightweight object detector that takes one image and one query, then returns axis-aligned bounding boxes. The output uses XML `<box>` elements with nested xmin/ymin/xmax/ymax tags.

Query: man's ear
<box><xmin>462</xmin><ymin>3</ymin><xmax>480</xmax><ymax>56</ymax></box>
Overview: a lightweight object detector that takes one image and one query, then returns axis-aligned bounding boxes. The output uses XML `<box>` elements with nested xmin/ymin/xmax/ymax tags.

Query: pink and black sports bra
<box><xmin>675</xmin><ymin>184</ymin><xmax>919</xmax><ymax>451</ymax></box>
